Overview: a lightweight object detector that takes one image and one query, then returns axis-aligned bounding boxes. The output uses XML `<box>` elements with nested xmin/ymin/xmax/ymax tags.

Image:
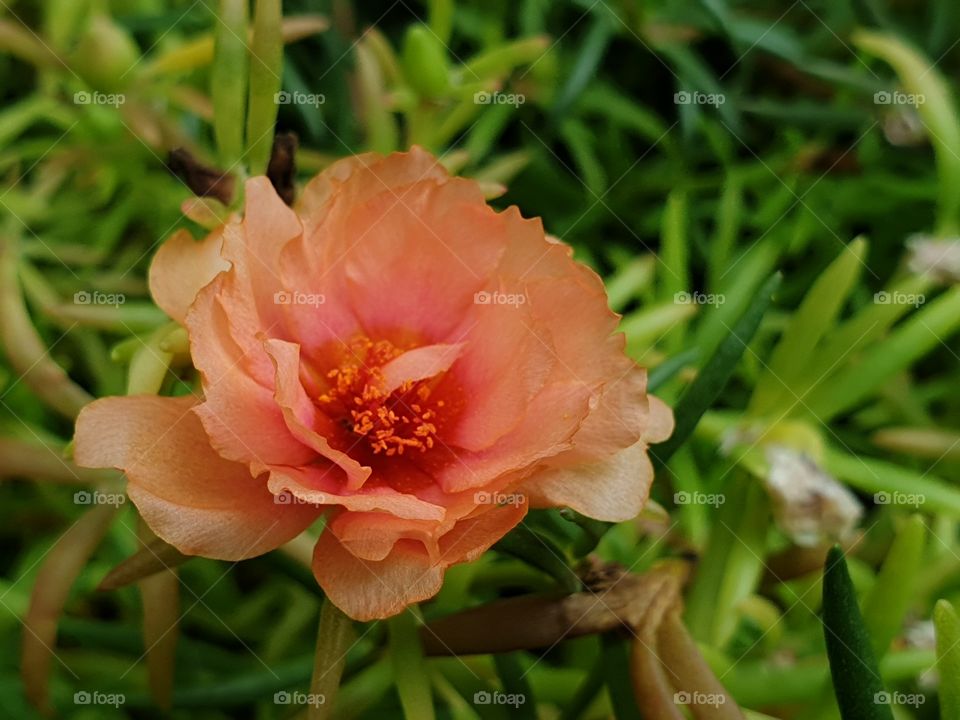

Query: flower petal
<box><xmin>148</xmin><ymin>228</ymin><xmax>229</xmax><ymax>323</ymax></box>
<box><xmin>267</xmin><ymin>466</ymin><xmax>446</xmax><ymax>521</ymax></box>
<box><xmin>73</xmin><ymin>395</ymin><xmax>319</xmax><ymax>559</ymax></box>
<box><xmin>264</xmin><ymin>338</ymin><xmax>371</xmax><ymax>489</ymax></box>
<box><xmin>520</xmin><ymin>440</ymin><xmax>657</xmax><ymax>522</ymax></box>
<box><xmin>313</xmin><ymin>499</ymin><xmax>525</xmax><ymax>620</ymax></box>
<box><xmin>380</xmin><ymin>342</ymin><xmax>465</xmax><ymax>394</ymax></box>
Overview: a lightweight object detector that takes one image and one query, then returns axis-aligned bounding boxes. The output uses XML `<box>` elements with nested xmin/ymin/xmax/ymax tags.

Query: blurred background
<box><xmin>2</xmin><ymin>0</ymin><xmax>960</xmax><ymax>718</ymax></box>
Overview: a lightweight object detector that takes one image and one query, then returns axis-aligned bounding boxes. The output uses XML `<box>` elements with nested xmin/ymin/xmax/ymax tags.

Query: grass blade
<box><xmin>822</xmin><ymin>546</ymin><xmax>894</xmax><ymax>720</ymax></box>
<box><xmin>654</xmin><ymin>272</ymin><xmax>781</xmax><ymax>464</ymax></box>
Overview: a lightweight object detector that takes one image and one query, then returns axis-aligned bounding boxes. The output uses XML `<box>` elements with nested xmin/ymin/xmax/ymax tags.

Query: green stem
<box><xmin>310</xmin><ymin>599</ymin><xmax>355</xmax><ymax>720</ymax></box>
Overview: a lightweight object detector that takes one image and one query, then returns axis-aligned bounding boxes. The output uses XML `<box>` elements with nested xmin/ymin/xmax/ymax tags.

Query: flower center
<box><xmin>318</xmin><ymin>337</ymin><xmax>444</xmax><ymax>457</ymax></box>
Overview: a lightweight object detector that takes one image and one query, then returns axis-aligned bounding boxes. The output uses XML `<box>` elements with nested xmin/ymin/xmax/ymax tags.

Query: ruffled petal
<box><xmin>73</xmin><ymin>395</ymin><xmax>319</xmax><ymax>559</ymax></box>
<box><xmin>148</xmin><ymin>228</ymin><xmax>229</xmax><ymax>323</ymax></box>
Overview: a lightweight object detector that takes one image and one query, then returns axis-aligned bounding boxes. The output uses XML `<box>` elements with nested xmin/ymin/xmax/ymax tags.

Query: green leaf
<box><xmin>853</xmin><ymin>30</ymin><xmax>960</xmax><ymax>235</ymax></box>
<box><xmin>494</xmin><ymin>524</ymin><xmax>580</xmax><ymax>593</ymax></box>
<box><xmin>822</xmin><ymin>546</ymin><xmax>894</xmax><ymax>720</ymax></box>
<box><xmin>493</xmin><ymin>653</ymin><xmax>536</xmax><ymax>720</ymax></box>
<box><xmin>825</xmin><ymin>448</ymin><xmax>960</xmax><ymax>518</ymax></box>
<box><xmin>654</xmin><ymin>272</ymin><xmax>781</xmax><ymax>465</ymax></box>
<box><xmin>212</xmin><ymin>0</ymin><xmax>248</xmax><ymax>168</ymax></box>
<box><xmin>935</xmin><ymin>600</ymin><xmax>960</xmax><ymax>719</ymax></box>
<box><xmin>805</xmin><ymin>287</ymin><xmax>960</xmax><ymax>422</ymax></box>
<box><xmin>600</xmin><ymin>634</ymin><xmax>642</xmax><ymax>720</ymax></box>
<box><xmin>749</xmin><ymin>237</ymin><xmax>867</xmax><ymax>418</ymax></box>
<box><xmin>402</xmin><ymin>24</ymin><xmax>451</xmax><ymax>99</ymax></box>
<box><xmin>861</xmin><ymin>515</ymin><xmax>926</xmax><ymax>656</ymax></box>
<box><xmin>245</xmin><ymin>0</ymin><xmax>283</xmax><ymax>176</ymax></box>
<box><xmin>551</xmin><ymin>15</ymin><xmax>613</xmax><ymax>118</ymax></box>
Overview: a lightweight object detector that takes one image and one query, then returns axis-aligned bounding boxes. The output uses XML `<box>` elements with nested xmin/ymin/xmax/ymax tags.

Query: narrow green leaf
<box><xmin>245</xmin><ymin>0</ymin><xmax>283</xmax><ymax>176</ymax></box>
<box><xmin>402</xmin><ymin>25</ymin><xmax>451</xmax><ymax>99</ymax></box>
<box><xmin>388</xmin><ymin>609</ymin><xmax>436</xmax><ymax>720</ymax></box>
<box><xmin>659</xmin><ymin>189</ymin><xmax>689</xmax><ymax>303</ymax></box>
<box><xmin>707</xmin><ymin>173</ymin><xmax>744</xmax><ymax>292</ymax></box>
<box><xmin>791</xmin><ymin>274</ymin><xmax>932</xmax><ymax>403</ymax></box>
<box><xmin>935</xmin><ymin>600</ymin><xmax>960</xmax><ymax>719</ymax></box>
<box><xmin>805</xmin><ymin>287</ymin><xmax>960</xmax><ymax>422</ymax></box>
<box><xmin>825</xmin><ymin>447</ymin><xmax>960</xmax><ymax>518</ymax></box>
<box><xmin>853</xmin><ymin>30</ymin><xmax>960</xmax><ymax>235</ymax></box>
<box><xmin>492</xmin><ymin>653</ymin><xmax>536</xmax><ymax>720</ymax></box>
<box><xmin>606</xmin><ymin>256</ymin><xmax>654</xmax><ymax>312</ymax></box>
<box><xmin>427</xmin><ymin>0</ymin><xmax>453</xmax><ymax>45</ymax></box>
<box><xmin>212</xmin><ymin>0</ymin><xmax>248</xmax><ymax>168</ymax></box>
<box><xmin>552</xmin><ymin>16</ymin><xmax>612</xmax><ymax>118</ymax></box>
<box><xmin>749</xmin><ymin>238</ymin><xmax>867</xmax><ymax>418</ymax></box>
<box><xmin>697</xmin><ymin>238</ymin><xmax>780</xmax><ymax>361</ymax></box>
<box><xmin>494</xmin><ymin>524</ymin><xmax>580</xmax><ymax>593</ymax></box>
<box><xmin>861</xmin><ymin>515</ymin><xmax>926</xmax><ymax>656</ymax></box>
<box><xmin>822</xmin><ymin>546</ymin><xmax>894</xmax><ymax>720</ymax></box>
<box><xmin>600</xmin><ymin>634</ymin><xmax>643</xmax><ymax>720</ymax></box>
<box><xmin>654</xmin><ymin>272</ymin><xmax>781</xmax><ymax>465</ymax></box>
<box><xmin>356</xmin><ymin>37</ymin><xmax>399</xmax><ymax>154</ymax></box>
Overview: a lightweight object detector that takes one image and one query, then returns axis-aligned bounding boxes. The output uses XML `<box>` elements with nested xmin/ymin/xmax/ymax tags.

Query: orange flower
<box><xmin>74</xmin><ymin>148</ymin><xmax>672</xmax><ymax>620</ymax></box>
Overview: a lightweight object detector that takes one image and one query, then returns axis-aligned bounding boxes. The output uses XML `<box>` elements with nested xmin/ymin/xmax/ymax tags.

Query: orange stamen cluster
<box><xmin>318</xmin><ymin>337</ymin><xmax>443</xmax><ymax>456</ymax></box>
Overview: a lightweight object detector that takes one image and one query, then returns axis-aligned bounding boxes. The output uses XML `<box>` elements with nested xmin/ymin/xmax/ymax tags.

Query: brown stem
<box><xmin>0</xmin><ymin>236</ymin><xmax>93</xmax><ymax>419</ymax></box>
<box><xmin>421</xmin><ymin>561</ymin><xmax>689</xmax><ymax>656</ymax></box>
<box><xmin>657</xmin><ymin>609</ymin><xmax>744</xmax><ymax>720</ymax></box>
